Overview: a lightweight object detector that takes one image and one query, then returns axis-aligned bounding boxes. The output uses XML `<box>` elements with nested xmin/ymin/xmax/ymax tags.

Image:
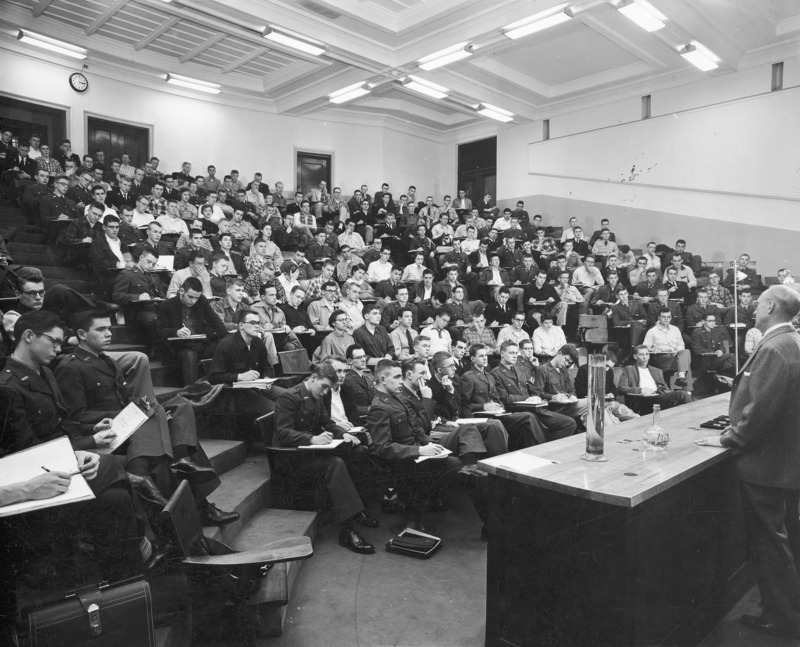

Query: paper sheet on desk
<box><xmin>415</xmin><ymin>448</ymin><xmax>452</xmax><ymax>463</ymax></box>
<box><xmin>95</xmin><ymin>402</ymin><xmax>149</xmax><ymax>454</ymax></box>
<box><xmin>297</xmin><ymin>439</ymin><xmax>344</xmax><ymax>450</ymax></box>
<box><xmin>491</xmin><ymin>452</ymin><xmax>554</xmax><ymax>473</ymax></box>
<box><xmin>0</xmin><ymin>437</ymin><xmax>94</xmax><ymax>517</ymax></box>
<box><xmin>232</xmin><ymin>378</ymin><xmax>278</xmax><ymax>389</ymax></box>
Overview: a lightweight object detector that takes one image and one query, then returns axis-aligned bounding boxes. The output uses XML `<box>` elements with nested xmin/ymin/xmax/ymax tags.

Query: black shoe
<box><xmin>674</xmin><ymin>376</ymin><xmax>688</xmax><ymax>388</ymax></box>
<box><xmin>356</xmin><ymin>511</ymin><xmax>379</xmax><ymax>528</ymax></box>
<box><xmin>128</xmin><ymin>473</ymin><xmax>169</xmax><ymax>507</ymax></box>
<box><xmin>143</xmin><ymin>540</ymin><xmax>169</xmax><ymax>572</ymax></box>
<box><xmin>381</xmin><ymin>496</ymin><xmax>406</xmax><ymax>515</ymax></box>
<box><xmin>200</xmin><ymin>502</ymin><xmax>239</xmax><ymax>526</ymax></box>
<box><xmin>169</xmin><ymin>457</ymin><xmax>218</xmax><ymax>484</ymax></box>
<box><xmin>457</xmin><ymin>464</ymin><xmax>488</xmax><ymax>481</ymax></box>
<box><xmin>740</xmin><ymin>615</ymin><xmax>800</xmax><ymax>640</ymax></box>
<box><xmin>338</xmin><ymin>527</ymin><xmax>375</xmax><ymax>554</ymax></box>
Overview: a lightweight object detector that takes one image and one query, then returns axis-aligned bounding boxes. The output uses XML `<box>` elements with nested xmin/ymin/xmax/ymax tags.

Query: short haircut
<box><xmin>413</xmin><ymin>335</ymin><xmax>430</xmax><ymax>349</ymax></box>
<box><xmin>290</xmin><ymin>285</ymin><xmax>305</xmax><ymax>295</ymax></box>
<box><xmin>226</xmin><ymin>277</ymin><xmax>244</xmax><ymax>290</ymax></box>
<box><xmin>190</xmin><ymin>228</ymin><xmax>204</xmax><ymax>237</ymax></box>
<box><xmin>401</xmin><ymin>357</ymin><xmax>426</xmax><ymax>379</ymax></box>
<box><xmin>218</xmin><ymin>232</ymin><xmax>233</xmax><ymax>243</ymax></box>
<box><xmin>259</xmin><ymin>283</ymin><xmax>277</xmax><ymax>297</ymax></box>
<box><xmin>374</xmin><ymin>358</ymin><xmax>400</xmax><ymax>379</ymax></box>
<box><xmin>498</xmin><ymin>287</ymin><xmax>510</xmax><ymax>296</ymax></box>
<box><xmin>558</xmin><ymin>344</ymin><xmax>580</xmax><ymax>364</ymax></box>
<box><xmin>73</xmin><ymin>308</ymin><xmax>111</xmax><ymax>335</ymax></box>
<box><xmin>321</xmin><ymin>280</ymin><xmax>338</xmax><ymax>292</ymax></box>
<box><xmin>210</xmin><ymin>251</ymin><xmax>227</xmax><ymax>265</ymax></box>
<box><xmin>658</xmin><ymin>308</ymin><xmax>672</xmax><ymax>316</ymax></box>
<box><xmin>762</xmin><ymin>285</ymin><xmax>800</xmax><ymax>318</ymax></box>
<box><xmin>188</xmin><ymin>248</ymin><xmax>207</xmax><ymax>263</ymax></box>
<box><xmin>345</xmin><ymin>344</ymin><xmax>364</xmax><ymax>359</ymax></box>
<box><xmin>328</xmin><ymin>310</ymin><xmax>346</xmax><ymax>327</ymax></box>
<box><xmin>435</xmin><ymin>305</ymin><xmax>452</xmax><ymax>319</ymax></box>
<box><xmin>468</xmin><ymin>343</ymin><xmax>487</xmax><ymax>358</ymax></box>
<box><xmin>14</xmin><ymin>310</ymin><xmax>65</xmax><ymax>347</ymax></box>
<box><xmin>181</xmin><ymin>277</ymin><xmax>203</xmax><ymax>293</ymax></box>
<box><xmin>103</xmin><ymin>214</ymin><xmax>120</xmax><ymax>225</ymax></box>
<box><xmin>362</xmin><ymin>304</ymin><xmax>380</xmax><ymax>317</ymax></box>
<box><xmin>235</xmin><ymin>308</ymin><xmax>258</xmax><ymax>324</ymax></box>
<box><xmin>519</xmin><ymin>338</ymin><xmax>533</xmax><ymax>350</ymax></box>
<box><xmin>634</xmin><ymin>344</ymin><xmax>649</xmax><ymax>354</ymax></box>
<box><xmin>499</xmin><ymin>340</ymin><xmax>518</xmax><ymax>352</ymax></box>
<box><xmin>311</xmin><ymin>362</ymin><xmax>338</xmax><ymax>383</ymax></box>
<box><xmin>88</xmin><ymin>201</ymin><xmax>105</xmax><ymax>214</ymax></box>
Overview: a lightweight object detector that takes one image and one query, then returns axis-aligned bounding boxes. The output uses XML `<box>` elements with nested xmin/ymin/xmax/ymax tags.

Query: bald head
<box><xmin>761</xmin><ymin>285</ymin><xmax>800</xmax><ymax>319</ymax></box>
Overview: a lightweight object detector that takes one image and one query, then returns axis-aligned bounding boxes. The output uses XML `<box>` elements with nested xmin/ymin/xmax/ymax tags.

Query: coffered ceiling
<box><xmin>3</xmin><ymin>0</ymin><xmax>800</xmax><ymax>135</ymax></box>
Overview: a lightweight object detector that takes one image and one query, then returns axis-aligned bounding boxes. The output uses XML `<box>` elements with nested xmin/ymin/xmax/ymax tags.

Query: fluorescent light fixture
<box><xmin>17</xmin><ymin>30</ymin><xmax>87</xmax><ymax>60</ymax></box>
<box><xmin>329</xmin><ymin>83</ymin><xmax>370</xmax><ymax>104</ymax></box>
<box><xmin>503</xmin><ymin>6</ymin><xmax>573</xmax><ymax>40</ymax></box>
<box><xmin>418</xmin><ymin>44</ymin><xmax>473</xmax><ymax>71</ymax></box>
<box><xmin>614</xmin><ymin>0</ymin><xmax>666</xmax><ymax>32</ymax></box>
<box><xmin>402</xmin><ymin>75</ymin><xmax>449</xmax><ymax>99</ymax></box>
<box><xmin>263</xmin><ymin>27</ymin><xmax>325</xmax><ymax>56</ymax></box>
<box><xmin>165</xmin><ymin>73</ymin><xmax>221</xmax><ymax>94</ymax></box>
<box><xmin>476</xmin><ymin>103</ymin><xmax>514</xmax><ymax>123</ymax></box>
<box><xmin>679</xmin><ymin>42</ymin><xmax>719</xmax><ymax>71</ymax></box>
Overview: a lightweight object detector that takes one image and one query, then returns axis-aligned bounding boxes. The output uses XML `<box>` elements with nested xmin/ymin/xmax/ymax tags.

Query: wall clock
<box><xmin>69</xmin><ymin>72</ymin><xmax>88</xmax><ymax>93</ymax></box>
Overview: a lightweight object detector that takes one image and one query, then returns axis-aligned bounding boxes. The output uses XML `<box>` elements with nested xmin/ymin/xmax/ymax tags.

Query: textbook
<box><xmin>0</xmin><ymin>437</ymin><xmax>94</xmax><ymax>518</ymax></box>
<box><xmin>386</xmin><ymin>527</ymin><xmax>442</xmax><ymax>559</ymax></box>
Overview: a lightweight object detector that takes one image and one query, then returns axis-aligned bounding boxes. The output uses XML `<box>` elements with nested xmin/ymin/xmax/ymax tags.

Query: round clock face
<box><xmin>69</xmin><ymin>72</ymin><xmax>88</xmax><ymax>93</ymax></box>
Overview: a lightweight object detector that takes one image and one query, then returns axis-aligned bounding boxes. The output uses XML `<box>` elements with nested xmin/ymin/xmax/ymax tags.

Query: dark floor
<box><xmin>272</xmin><ymin>489</ymin><xmax>797</xmax><ymax>647</ymax></box>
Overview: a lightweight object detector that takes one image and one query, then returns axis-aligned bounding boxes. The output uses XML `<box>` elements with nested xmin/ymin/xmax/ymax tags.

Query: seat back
<box><xmin>584</xmin><ymin>328</ymin><xmax>608</xmax><ymax>344</ymax></box>
<box><xmin>579</xmin><ymin>314</ymin><xmax>607</xmax><ymax>330</ymax></box>
<box><xmin>200</xmin><ymin>358</ymin><xmax>213</xmax><ymax>377</ymax></box>
<box><xmin>162</xmin><ymin>481</ymin><xmax>202</xmax><ymax>559</ymax></box>
<box><xmin>255</xmin><ymin>411</ymin><xmax>275</xmax><ymax>447</ymax></box>
<box><xmin>279</xmin><ymin>349</ymin><xmax>312</xmax><ymax>375</ymax></box>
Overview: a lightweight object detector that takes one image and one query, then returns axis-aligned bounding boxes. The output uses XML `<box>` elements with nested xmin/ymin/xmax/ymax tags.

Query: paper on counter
<box><xmin>491</xmin><ymin>452</ymin><xmax>554</xmax><ymax>473</ymax></box>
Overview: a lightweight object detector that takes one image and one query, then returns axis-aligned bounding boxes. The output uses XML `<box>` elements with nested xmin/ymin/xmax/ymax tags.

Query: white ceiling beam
<box><xmin>86</xmin><ymin>0</ymin><xmax>129</xmax><ymax>36</ymax></box>
<box><xmin>31</xmin><ymin>0</ymin><xmax>56</xmax><ymax>18</ymax></box>
<box><xmin>179</xmin><ymin>33</ymin><xmax>226</xmax><ymax>64</ymax></box>
<box><xmin>777</xmin><ymin>15</ymin><xmax>800</xmax><ymax>36</ymax></box>
<box><xmin>222</xmin><ymin>47</ymin><xmax>268</xmax><ymax>74</ymax></box>
<box><xmin>261</xmin><ymin>60</ymin><xmax>323</xmax><ymax>93</ymax></box>
<box><xmin>134</xmin><ymin>17</ymin><xmax>179</xmax><ymax>51</ymax></box>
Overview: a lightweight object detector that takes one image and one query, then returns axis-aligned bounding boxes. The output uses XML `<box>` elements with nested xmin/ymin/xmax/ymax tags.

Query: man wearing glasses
<box><xmin>208</xmin><ymin>309</ymin><xmax>286</xmax><ymax>429</ymax></box>
<box><xmin>38</xmin><ymin>174</ymin><xmax>77</xmax><ymax>223</ymax></box>
<box><xmin>497</xmin><ymin>312</ymin><xmax>532</xmax><ymax>347</ymax></box>
<box><xmin>307</xmin><ymin>281</ymin><xmax>342</xmax><ymax>332</ymax></box>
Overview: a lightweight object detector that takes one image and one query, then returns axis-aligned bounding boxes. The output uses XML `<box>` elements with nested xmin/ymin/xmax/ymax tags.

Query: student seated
<box><xmin>618</xmin><ymin>345</ymin><xmax>694</xmax><ymax>410</ymax></box>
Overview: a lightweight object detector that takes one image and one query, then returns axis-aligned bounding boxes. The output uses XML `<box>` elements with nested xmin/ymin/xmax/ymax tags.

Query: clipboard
<box><xmin>95</xmin><ymin>402</ymin><xmax>150</xmax><ymax>454</ymax></box>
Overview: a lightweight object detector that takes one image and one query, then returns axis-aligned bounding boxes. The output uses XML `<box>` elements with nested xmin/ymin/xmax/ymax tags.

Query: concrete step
<box><xmin>204</xmin><ymin>454</ymin><xmax>271</xmax><ymax>546</ymax></box>
<box><xmin>111</xmin><ymin>324</ymin><xmax>147</xmax><ymax>346</ymax></box>
<box><xmin>11</xmin><ymin>231</ymin><xmax>47</xmax><ymax>244</ymax></box>
<box><xmin>203</xmin><ymin>438</ymin><xmax>248</xmax><ymax>476</ymax></box>
<box><xmin>150</xmin><ymin>360</ymin><xmax>177</xmax><ymax>387</ymax></box>
<box><xmin>7</xmin><ymin>241</ymin><xmax>55</xmax><ymax>254</ymax></box>
<box><xmin>232</xmin><ymin>508</ymin><xmax>317</xmax><ymax>638</ymax></box>
<box><xmin>8</xmin><ymin>249</ymin><xmax>64</xmax><ymax>266</ymax></box>
<box><xmin>105</xmin><ymin>342</ymin><xmax>147</xmax><ymax>353</ymax></box>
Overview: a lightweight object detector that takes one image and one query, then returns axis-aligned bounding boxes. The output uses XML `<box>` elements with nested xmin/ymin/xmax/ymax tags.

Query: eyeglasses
<box><xmin>21</xmin><ymin>289</ymin><xmax>46</xmax><ymax>297</ymax></box>
<box><xmin>335</xmin><ymin>318</ymin><xmax>348</xmax><ymax>323</ymax></box>
<box><xmin>243</xmin><ymin>320</ymin><xmax>261</xmax><ymax>326</ymax></box>
<box><xmin>39</xmin><ymin>332</ymin><xmax>63</xmax><ymax>347</ymax></box>
<box><xmin>351</xmin><ymin>354</ymin><xmax>366</xmax><ymax>360</ymax></box>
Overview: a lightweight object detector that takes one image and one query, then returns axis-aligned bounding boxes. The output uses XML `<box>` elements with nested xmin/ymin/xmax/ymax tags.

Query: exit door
<box><xmin>87</xmin><ymin>116</ymin><xmax>150</xmax><ymax>167</ymax></box>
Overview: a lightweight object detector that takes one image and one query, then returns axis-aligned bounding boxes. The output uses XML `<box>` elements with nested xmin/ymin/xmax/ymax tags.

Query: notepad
<box><xmin>297</xmin><ymin>439</ymin><xmax>345</xmax><ymax>450</ymax></box>
<box><xmin>167</xmin><ymin>334</ymin><xmax>207</xmax><ymax>341</ymax></box>
<box><xmin>0</xmin><ymin>438</ymin><xmax>95</xmax><ymax>518</ymax></box>
<box><xmin>232</xmin><ymin>377</ymin><xmax>278</xmax><ymax>389</ymax></box>
<box><xmin>156</xmin><ymin>255</ymin><xmax>174</xmax><ymax>271</ymax></box>
<box><xmin>95</xmin><ymin>402</ymin><xmax>150</xmax><ymax>454</ymax></box>
<box><xmin>491</xmin><ymin>452</ymin><xmax>554</xmax><ymax>473</ymax></box>
<box><xmin>415</xmin><ymin>448</ymin><xmax>453</xmax><ymax>463</ymax></box>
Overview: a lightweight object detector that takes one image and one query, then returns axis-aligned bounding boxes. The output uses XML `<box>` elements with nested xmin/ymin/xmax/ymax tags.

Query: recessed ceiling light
<box><xmin>402</xmin><ymin>76</ymin><xmax>449</xmax><ymax>99</ymax></box>
<box><xmin>418</xmin><ymin>44</ymin><xmax>473</xmax><ymax>71</ymax></box>
<box><xmin>263</xmin><ymin>27</ymin><xmax>325</xmax><ymax>56</ymax></box>
<box><xmin>476</xmin><ymin>103</ymin><xmax>514</xmax><ymax>123</ymax></box>
<box><xmin>329</xmin><ymin>83</ymin><xmax>370</xmax><ymax>104</ymax></box>
<box><xmin>679</xmin><ymin>42</ymin><xmax>719</xmax><ymax>71</ymax></box>
<box><xmin>165</xmin><ymin>73</ymin><xmax>221</xmax><ymax>94</ymax></box>
<box><xmin>613</xmin><ymin>0</ymin><xmax>666</xmax><ymax>32</ymax></box>
<box><xmin>503</xmin><ymin>6</ymin><xmax>574</xmax><ymax>40</ymax></box>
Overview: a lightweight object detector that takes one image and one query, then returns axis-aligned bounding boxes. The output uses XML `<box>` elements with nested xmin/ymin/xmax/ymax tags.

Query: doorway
<box><xmin>0</xmin><ymin>94</ymin><xmax>67</xmax><ymax>149</ymax></box>
<box><xmin>457</xmin><ymin>136</ymin><xmax>497</xmax><ymax>203</ymax></box>
<box><xmin>296</xmin><ymin>151</ymin><xmax>332</xmax><ymax>195</ymax></box>
<box><xmin>87</xmin><ymin>116</ymin><xmax>150</xmax><ymax>168</ymax></box>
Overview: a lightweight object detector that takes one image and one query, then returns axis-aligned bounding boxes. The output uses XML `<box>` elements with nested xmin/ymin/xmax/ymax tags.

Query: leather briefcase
<box><xmin>26</xmin><ymin>578</ymin><xmax>155</xmax><ymax>647</ymax></box>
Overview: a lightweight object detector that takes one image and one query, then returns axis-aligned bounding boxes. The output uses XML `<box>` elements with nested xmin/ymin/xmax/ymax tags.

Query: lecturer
<box><xmin>703</xmin><ymin>285</ymin><xmax>800</xmax><ymax>640</ymax></box>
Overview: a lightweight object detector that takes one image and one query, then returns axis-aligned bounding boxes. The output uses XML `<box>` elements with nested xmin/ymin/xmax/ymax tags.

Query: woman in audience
<box><xmin>402</xmin><ymin>252</ymin><xmax>427</xmax><ymax>285</ymax></box>
<box><xmin>244</xmin><ymin>238</ymin><xmax>279</xmax><ymax>298</ymax></box>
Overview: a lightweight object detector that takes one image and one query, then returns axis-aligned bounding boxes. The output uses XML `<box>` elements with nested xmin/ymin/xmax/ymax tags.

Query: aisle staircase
<box><xmin>2</xmin><ymin>204</ymin><xmax>317</xmax><ymax>644</ymax></box>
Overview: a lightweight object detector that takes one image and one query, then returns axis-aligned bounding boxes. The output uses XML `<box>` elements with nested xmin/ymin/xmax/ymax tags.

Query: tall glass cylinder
<box><xmin>581</xmin><ymin>354</ymin><xmax>608</xmax><ymax>462</ymax></box>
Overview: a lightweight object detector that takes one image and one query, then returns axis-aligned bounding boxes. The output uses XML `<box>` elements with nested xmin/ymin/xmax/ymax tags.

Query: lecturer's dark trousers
<box><xmin>740</xmin><ymin>481</ymin><xmax>800</xmax><ymax>630</ymax></box>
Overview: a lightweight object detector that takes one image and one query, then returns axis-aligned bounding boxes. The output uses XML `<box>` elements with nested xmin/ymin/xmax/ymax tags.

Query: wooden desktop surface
<box><xmin>479</xmin><ymin>393</ymin><xmax>730</xmax><ymax>508</ymax></box>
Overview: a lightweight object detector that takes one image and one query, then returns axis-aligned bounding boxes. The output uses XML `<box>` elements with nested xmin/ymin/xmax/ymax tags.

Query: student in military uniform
<box><xmin>367</xmin><ymin>359</ymin><xmax>466</xmax><ymax>533</ymax></box>
<box><xmin>340</xmin><ymin>344</ymin><xmax>376</xmax><ymax>425</ymax></box>
<box><xmin>490</xmin><ymin>340</ymin><xmax>577</xmax><ymax>443</ymax></box>
<box><xmin>460</xmin><ymin>343</ymin><xmax>548</xmax><ymax>449</ymax></box>
<box><xmin>0</xmin><ymin>310</ymin><xmax>160</xmax><ymax>582</ymax></box>
<box><xmin>112</xmin><ymin>248</ymin><xmax>166</xmax><ymax>332</ymax></box>
<box><xmin>428</xmin><ymin>350</ymin><xmax>509</xmax><ymax>457</ymax></box>
<box><xmin>54</xmin><ymin>308</ymin><xmax>237</xmax><ymax>526</ymax></box>
<box><xmin>273</xmin><ymin>363</ymin><xmax>378</xmax><ymax>554</ymax></box>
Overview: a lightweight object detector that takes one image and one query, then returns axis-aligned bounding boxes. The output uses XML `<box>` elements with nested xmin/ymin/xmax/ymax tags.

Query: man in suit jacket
<box><xmin>707</xmin><ymin>286</ymin><xmax>800</xmax><ymax>640</ymax></box>
<box><xmin>617</xmin><ymin>345</ymin><xmax>693</xmax><ymax>409</ymax></box>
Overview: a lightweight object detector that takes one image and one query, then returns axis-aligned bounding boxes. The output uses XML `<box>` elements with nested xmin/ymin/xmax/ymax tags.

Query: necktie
<box><xmin>405</xmin><ymin>329</ymin><xmax>414</xmax><ymax>353</ymax></box>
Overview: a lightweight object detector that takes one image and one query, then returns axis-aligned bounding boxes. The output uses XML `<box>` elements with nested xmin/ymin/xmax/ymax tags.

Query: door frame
<box><xmin>84</xmin><ymin>111</ymin><xmax>154</xmax><ymax>163</ymax></box>
<box><xmin>294</xmin><ymin>148</ymin><xmax>333</xmax><ymax>195</ymax></box>
<box><xmin>0</xmin><ymin>91</ymin><xmax>71</xmax><ymax>145</ymax></box>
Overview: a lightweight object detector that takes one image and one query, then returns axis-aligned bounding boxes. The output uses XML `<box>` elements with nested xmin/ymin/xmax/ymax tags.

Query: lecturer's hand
<box><xmin>695</xmin><ymin>436</ymin><xmax>724</xmax><ymax>447</ymax></box>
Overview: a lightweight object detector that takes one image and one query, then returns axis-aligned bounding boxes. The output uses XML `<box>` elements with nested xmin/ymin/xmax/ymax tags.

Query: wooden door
<box><xmin>87</xmin><ymin>116</ymin><xmax>149</xmax><ymax>167</ymax></box>
<box><xmin>296</xmin><ymin>151</ymin><xmax>331</xmax><ymax>195</ymax></box>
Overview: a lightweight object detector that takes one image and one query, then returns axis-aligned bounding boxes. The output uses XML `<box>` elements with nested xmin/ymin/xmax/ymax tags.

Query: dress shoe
<box><xmin>200</xmin><ymin>502</ymin><xmax>239</xmax><ymax>526</ymax></box>
<box><xmin>338</xmin><ymin>527</ymin><xmax>375</xmax><ymax>554</ymax></box>
<box><xmin>740</xmin><ymin>615</ymin><xmax>800</xmax><ymax>640</ymax></box>
<box><xmin>169</xmin><ymin>457</ymin><xmax>218</xmax><ymax>484</ymax></box>
<box><xmin>128</xmin><ymin>473</ymin><xmax>169</xmax><ymax>507</ymax></box>
<box><xmin>381</xmin><ymin>496</ymin><xmax>406</xmax><ymax>515</ymax></box>
<box><xmin>356</xmin><ymin>511</ymin><xmax>379</xmax><ymax>528</ymax></box>
<box><xmin>674</xmin><ymin>376</ymin><xmax>688</xmax><ymax>388</ymax></box>
<box><xmin>457</xmin><ymin>464</ymin><xmax>488</xmax><ymax>480</ymax></box>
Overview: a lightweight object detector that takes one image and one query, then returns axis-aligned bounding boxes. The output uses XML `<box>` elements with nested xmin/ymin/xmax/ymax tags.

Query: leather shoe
<box><xmin>356</xmin><ymin>511</ymin><xmax>379</xmax><ymax>528</ymax></box>
<box><xmin>674</xmin><ymin>376</ymin><xmax>688</xmax><ymax>388</ymax></box>
<box><xmin>169</xmin><ymin>457</ymin><xmax>218</xmax><ymax>484</ymax></box>
<box><xmin>200</xmin><ymin>502</ymin><xmax>239</xmax><ymax>526</ymax></box>
<box><xmin>740</xmin><ymin>615</ymin><xmax>800</xmax><ymax>640</ymax></box>
<box><xmin>381</xmin><ymin>496</ymin><xmax>406</xmax><ymax>515</ymax></box>
<box><xmin>338</xmin><ymin>527</ymin><xmax>375</xmax><ymax>554</ymax></box>
<box><xmin>128</xmin><ymin>473</ymin><xmax>168</xmax><ymax>507</ymax></box>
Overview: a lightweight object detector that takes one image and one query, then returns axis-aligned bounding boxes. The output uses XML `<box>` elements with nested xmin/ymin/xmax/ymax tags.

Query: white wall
<box><xmin>0</xmin><ymin>48</ymin><xmax>444</xmax><ymax>198</ymax></box>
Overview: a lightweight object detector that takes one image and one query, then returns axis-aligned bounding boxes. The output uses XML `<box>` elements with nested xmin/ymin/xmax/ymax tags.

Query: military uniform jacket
<box><xmin>427</xmin><ymin>376</ymin><xmax>468</xmax><ymax>421</ymax></box>
<box><xmin>381</xmin><ymin>301</ymin><xmax>419</xmax><ymax>330</ymax></box>
<box><xmin>341</xmin><ymin>369</ymin><xmax>376</xmax><ymax>423</ymax></box>
<box><xmin>366</xmin><ymin>390</ymin><xmax>429</xmax><ymax>461</ymax></box>
<box><xmin>113</xmin><ymin>266</ymin><xmax>166</xmax><ymax>305</ymax></box>
<box><xmin>39</xmin><ymin>193</ymin><xmax>78</xmax><ymax>223</ymax></box>
<box><xmin>490</xmin><ymin>363</ymin><xmax>534</xmax><ymax>406</ymax></box>
<box><xmin>0</xmin><ymin>357</ymin><xmax>94</xmax><ymax>453</ymax></box>
<box><xmin>274</xmin><ymin>382</ymin><xmax>344</xmax><ymax>448</ymax></box>
<box><xmin>398</xmin><ymin>385</ymin><xmax>437</xmax><ymax>437</ymax></box>
<box><xmin>691</xmin><ymin>326</ymin><xmax>731</xmax><ymax>354</ymax></box>
<box><xmin>460</xmin><ymin>367</ymin><xmax>503</xmax><ymax>413</ymax></box>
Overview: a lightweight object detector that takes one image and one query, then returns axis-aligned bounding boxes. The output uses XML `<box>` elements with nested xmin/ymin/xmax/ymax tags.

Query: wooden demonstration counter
<box><xmin>478</xmin><ymin>394</ymin><xmax>751</xmax><ymax>647</ymax></box>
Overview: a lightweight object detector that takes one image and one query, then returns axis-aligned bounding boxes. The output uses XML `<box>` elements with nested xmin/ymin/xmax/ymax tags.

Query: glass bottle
<box><xmin>642</xmin><ymin>404</ymin><xmax>669</xmax><ymax>449</ymax></box>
